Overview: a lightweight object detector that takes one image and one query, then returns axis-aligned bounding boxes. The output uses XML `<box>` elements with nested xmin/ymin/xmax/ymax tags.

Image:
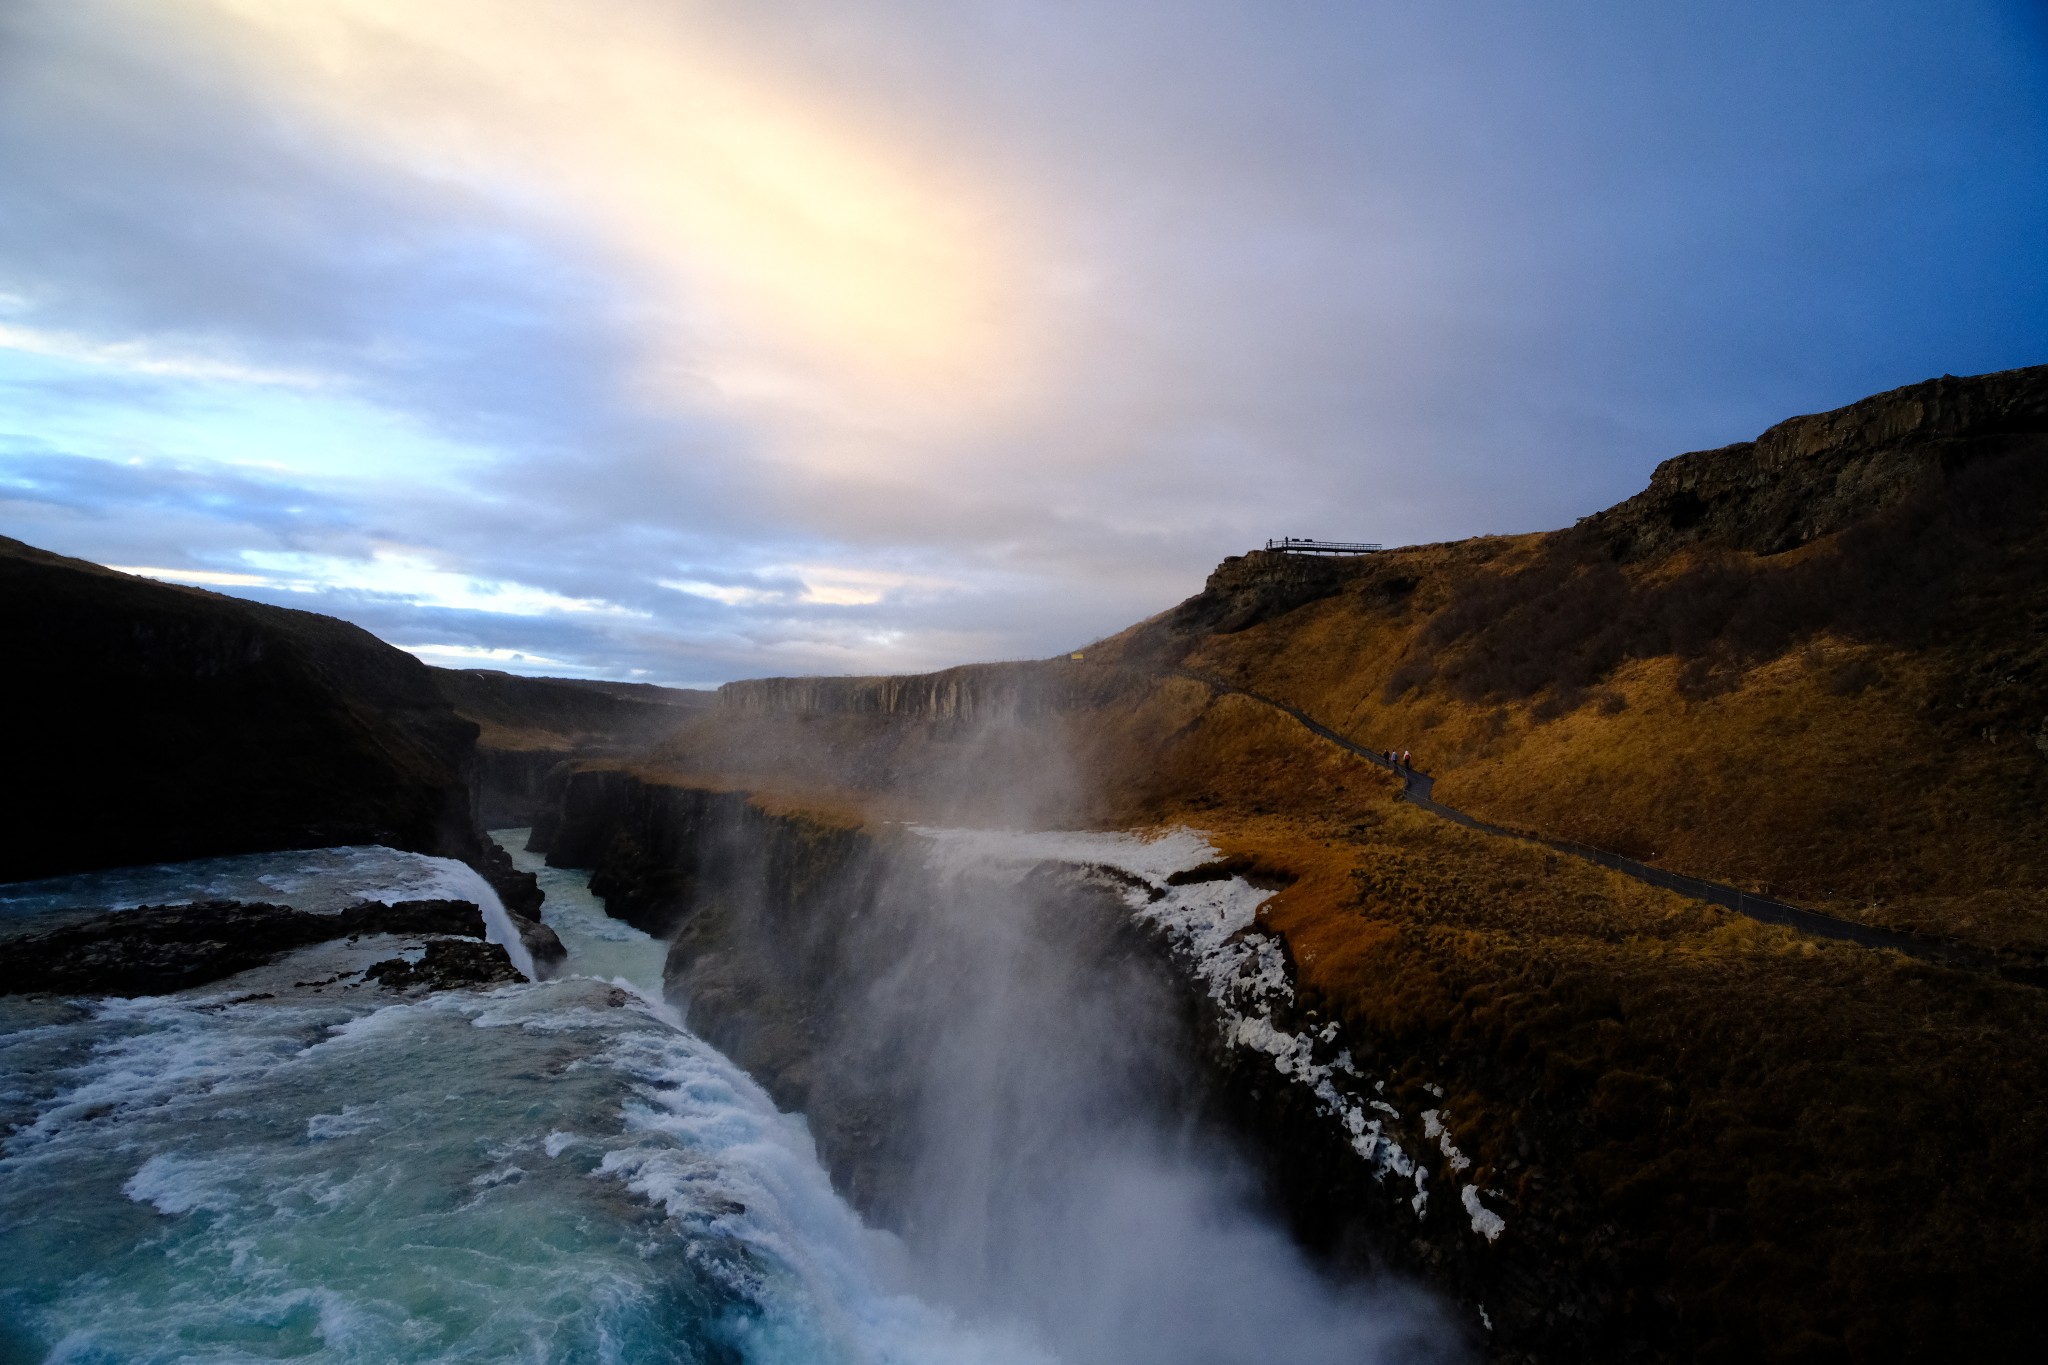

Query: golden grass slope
<box><xmin>603</xmin><ymin>365</ymin><xmax>2048</xmax><ymax>1362</ymax></box>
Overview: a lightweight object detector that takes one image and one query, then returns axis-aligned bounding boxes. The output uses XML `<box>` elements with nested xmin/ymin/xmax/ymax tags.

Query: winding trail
<box><xmin>1173</xmin><ymin>668</ymin><xmax>2040</xmax><ymax>984</ymax></box>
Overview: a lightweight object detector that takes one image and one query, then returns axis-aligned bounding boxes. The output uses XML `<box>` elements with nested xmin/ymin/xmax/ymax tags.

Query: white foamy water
<box><xmin>0</xmin><ymin>843</ymin><xmax>1052</xmax><ymax>1365</ymax></box>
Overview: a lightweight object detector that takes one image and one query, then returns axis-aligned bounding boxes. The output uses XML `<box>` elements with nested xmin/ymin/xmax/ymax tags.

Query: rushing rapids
<box><xmin>0</xmin><ymin>829</ymin><xmax>1457</xmax><ymax>1364</ymax></box>
<box><xmin>0</xmin><ymin>837</ymin><xmax>1055</xmax><ymax>1365</ymax></box>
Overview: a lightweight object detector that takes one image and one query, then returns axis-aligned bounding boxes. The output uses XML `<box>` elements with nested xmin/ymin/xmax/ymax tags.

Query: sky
<box><xmin>2</xmin><ymin>1</ymin><xmax>2044</xmax><ymax>687</ymax></box>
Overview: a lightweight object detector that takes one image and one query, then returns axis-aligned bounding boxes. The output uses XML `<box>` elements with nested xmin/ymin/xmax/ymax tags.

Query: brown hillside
<box><xmin>1096</xmin><ymin>363</ymin><xmax>2048</xmax><ymax>956</ymax></box>
<box><xmin>591</xmin><ymin>364</ymin><xmax>2048</xmax><ymax>1364</ymax></box>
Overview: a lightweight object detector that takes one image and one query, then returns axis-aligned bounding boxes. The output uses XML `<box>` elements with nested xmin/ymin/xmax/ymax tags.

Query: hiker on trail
<box><xmin>1400</xmin><ymin>749</ymin><xmax>1412</xmax><ymax>768</ymax></box>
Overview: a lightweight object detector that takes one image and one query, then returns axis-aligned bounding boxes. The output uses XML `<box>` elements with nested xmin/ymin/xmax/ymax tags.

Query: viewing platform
<box><xmin>1264</xmin><ymin>537</ymin><xmax>1382</xmax><ymax>555</ymax></box>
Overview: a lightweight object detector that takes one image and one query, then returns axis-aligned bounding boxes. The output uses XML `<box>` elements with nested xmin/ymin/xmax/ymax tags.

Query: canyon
<box><xmin>507</xmin><ymin>364</ymin><xmax>2048</xmax><ymax>1363</ymax></box>
<box><xmin>5</xmin><ymin>363</ymin><xmax>2045</xmax><ymax>1363</ymax></box>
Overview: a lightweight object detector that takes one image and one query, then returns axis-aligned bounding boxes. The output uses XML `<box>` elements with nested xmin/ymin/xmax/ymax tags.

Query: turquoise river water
<box><xmin>0</xmin><ymin>833</ymin><xmax>1050</xmax><ymax>1365</ymax></box>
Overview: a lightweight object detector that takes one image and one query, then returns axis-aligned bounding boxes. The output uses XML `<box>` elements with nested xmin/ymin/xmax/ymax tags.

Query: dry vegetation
<box><xmin>1083</xmin><ymin>426</ymin><xmax>2048</xmax><ymax>958</ymax></box>
<box><xmin>628</xmin><ymin>677</ymin><xmax>2048</xmax><ymax>1361</ymax></box>
<box><xmin>1083</xmin><ymin>685</ymin><xmax>2048</xmax><ymax>1361</ymax></box>
<box><xmin>609</xmin><ymin>368</ymin><xmax>2047</xmax><ymax>1361</ymax></box>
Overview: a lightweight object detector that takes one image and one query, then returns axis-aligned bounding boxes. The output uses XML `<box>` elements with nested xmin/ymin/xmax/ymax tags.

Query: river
<box><xmin>0</xmin><ymin>831</ymin><xmax>1454</xmax><ymax>1364</ymax></box>
<box><xmin>0</xmin><ymin>835</ymin><xmax>1051</xmax><ymax>1364</ymax></box>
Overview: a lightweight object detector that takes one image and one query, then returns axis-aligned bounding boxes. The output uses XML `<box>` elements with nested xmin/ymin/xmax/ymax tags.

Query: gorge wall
<box><xmin>0</xmin><ymin>536</ymin><xmax>548</xmax><ymax>939</ymax></box>
<box><xmin>431</xmin><ymin>666</ymin><xmax>713</xmax><ymax>826</ymax></box>
<box><xmin>531</xmin><ymin>366</ymin><xmax>2048</xmax><ymax>1365</ymax></box>
<box><xmin>536</xmin><ymin>768</ymin><xmax>1690</xmax><ymax>1362</ymax></box>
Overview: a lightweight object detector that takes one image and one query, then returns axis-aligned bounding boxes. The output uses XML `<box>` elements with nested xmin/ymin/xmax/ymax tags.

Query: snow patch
<box><xmin>1422</xmin><ymin>1109</ymin><xmax>1472</xmax><ymax>1171</ymax></box>
<box><xmin>1463</xmin><ymin>1185</ymin><xmax>1508</xmax><ymax>1242</ymax></box>
<box><xmin>912</xmin><ymin>826</ymin><xmax>1510</xmax><ymax>1244</ymax></box>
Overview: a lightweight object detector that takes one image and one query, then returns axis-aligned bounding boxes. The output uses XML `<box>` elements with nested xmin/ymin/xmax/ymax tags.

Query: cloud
<box><xmin>0</xmin><ymin>0</ymin><xmax>2043</xmax><ymax>684</ymax></box>
<box><xmin>121</xmin><ymin>548</ymin><xmax>647</xmax><ymax>619</ymax></box>
<box><xmin>0</xmin><ymin>323</ymin><xmax>328</xmax><ymax>387</ymax></box>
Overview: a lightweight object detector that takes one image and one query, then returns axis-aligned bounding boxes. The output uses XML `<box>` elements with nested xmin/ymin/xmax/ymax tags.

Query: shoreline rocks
<box><xmin>0</xmin><ymin>898</ymin><xmax>497</xmax><ymax>997</ymax></box>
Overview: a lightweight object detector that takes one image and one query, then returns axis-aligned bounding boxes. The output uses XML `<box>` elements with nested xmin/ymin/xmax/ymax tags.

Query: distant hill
<box><xmin>1096</xmin><ymin>362</ymin><xmax>2048</xmax><ymax>954</ymax></box>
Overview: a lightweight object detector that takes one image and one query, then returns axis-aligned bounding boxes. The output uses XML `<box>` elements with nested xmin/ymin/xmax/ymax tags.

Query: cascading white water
<box><xmin>801</xmin><ymin>825</ymin><xmax>1461</xmax><ymax>1365</ymax></box>
<box><xmin>0</xmin><ymin>838</ymin><xmax>1052</xmax><ymax>1365</ymax></box>
<box><xmin>0</xmin><ymin>830</ymin><xmax>1463</xmax><ymax>1364</ymax></box>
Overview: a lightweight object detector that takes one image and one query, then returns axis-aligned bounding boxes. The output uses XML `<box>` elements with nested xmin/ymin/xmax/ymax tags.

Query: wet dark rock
<box><xmin>512</xmin><ymin>912</ymin><xmax>568</xmax><ymax>973</ymax></box>
<box><xmin>0</xmin><ymin>898</ymin><xmax>492</xmax><ymax>997</ymax></box>
<box><xmin>339</xmin><ymin>898</ymin><xmax>488</xmax><ymax>937</ymax></box>
<box><xmin>363</xmin><ymin>938</ymin><xmax>521</xmax><ymax>991</ymax></box>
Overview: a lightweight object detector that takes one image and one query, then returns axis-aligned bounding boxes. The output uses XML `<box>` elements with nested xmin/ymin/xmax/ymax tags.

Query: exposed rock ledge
<box><xmin>0</xmin><ymin>898</ymin><xmax>512</xmax><ymax>997</ymax></box>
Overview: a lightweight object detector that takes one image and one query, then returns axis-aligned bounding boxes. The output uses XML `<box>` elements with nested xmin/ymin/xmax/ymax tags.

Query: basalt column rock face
<box><xmin>1576</xmin><ymin>364</ymin><xmax>2048</xmax><ymax>561</ymax></box>
<box><xmin>717</xmin><ymin>661</ymin><xmax>1064</xmax><ymax>723</ymax></box>
<box><xmin>0</xmin><ymin>537</ymin><xmax>543</xmax><ymax>927</ymax></box>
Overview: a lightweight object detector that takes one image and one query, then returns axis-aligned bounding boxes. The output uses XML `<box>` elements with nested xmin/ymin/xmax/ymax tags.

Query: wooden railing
<box><xmin>1264</xmin><ymin>537</ymin><xmax>1382</xmax><ymax>555</ymax></box>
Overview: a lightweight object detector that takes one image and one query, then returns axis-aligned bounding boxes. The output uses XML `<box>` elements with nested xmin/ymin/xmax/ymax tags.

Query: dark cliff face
<box><xmin>431</xmin><ymin>667</ymin><xmax>711</xmax><ymax>826</ymax></box>
<box><xmin>1576</xmin><ymin>364</ymin><xmax>2048</xmax><ymax>562</ymax></box>
<box><xmin>0</xmin><ymin>537</ymin><xmax>540</xmax><ymax>921</ymax></box>
<box><xmin>714</xmin><ymin>659</ymin><xmax>1147</xmax><ymax>725</ymax></box>
<box><xmin>533</xmin><ymin>770</ymin><xmax>904</xmax><ymax>1193</ymax></box>
<box><xmin>533</xmin><ymin>771</ymin><xmax>1611</xmax><ymax>1360</ymax></box>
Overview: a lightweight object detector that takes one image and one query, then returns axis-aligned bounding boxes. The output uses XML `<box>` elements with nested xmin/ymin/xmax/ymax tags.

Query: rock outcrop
<box><xmin>0</xmin><ymin>897</ymin><xmax>492</xmax><ymax>996</ymax></box>
<box><xmin>364</xmin><ymin>936</ymin><xmax>523</xmax><ymax>991</ymax></box>
<box><xmin>1576</xmin><ymin>364</ymin><xmax>2048</xmax><ymax>561</ymax></box>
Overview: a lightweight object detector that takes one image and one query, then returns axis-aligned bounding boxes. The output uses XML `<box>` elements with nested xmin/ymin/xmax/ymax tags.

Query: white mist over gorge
<box><xmin>0</xmin><ymin>824</ymin><xmax>1460</xmax><ymax>1363</ymax></box>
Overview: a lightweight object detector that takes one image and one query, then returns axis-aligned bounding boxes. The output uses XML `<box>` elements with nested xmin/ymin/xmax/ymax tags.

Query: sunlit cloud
<box><xmin>787</xmin><ymin>564</ymin><xmax>951</xmax><ymax>607</ymax></box>
<box><xmin>182</xmin><ymin>0</ymin><xmax>1033</xmax><ymax>474</ymax></box>
<box><xmin>107</xmin><ymin>565</ymin><xmax>270</xmax><ymax>587</ymax></box>
<box><xmin>118</xmin><ymin>548</ymin><xmax>643</xmax><ymax>619</ymax></box>
<box><xmin>661</xmin><ymin>562</ymin><xmax>956</xmax><ymax>610</ymax></box>
<box><xmin>397</xmin><ymin>642</ymin><xmax>576</xmax><ymax>669</ymax></box>
<box><xmin>660</xmin><ymin>579</ymin><xmax>783</xmax><ymax>608</ymax></box>
<box><xmin>0</xmin><ymin>323</ymin><xmax>327</xmax><ymax>388</ymax></box>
